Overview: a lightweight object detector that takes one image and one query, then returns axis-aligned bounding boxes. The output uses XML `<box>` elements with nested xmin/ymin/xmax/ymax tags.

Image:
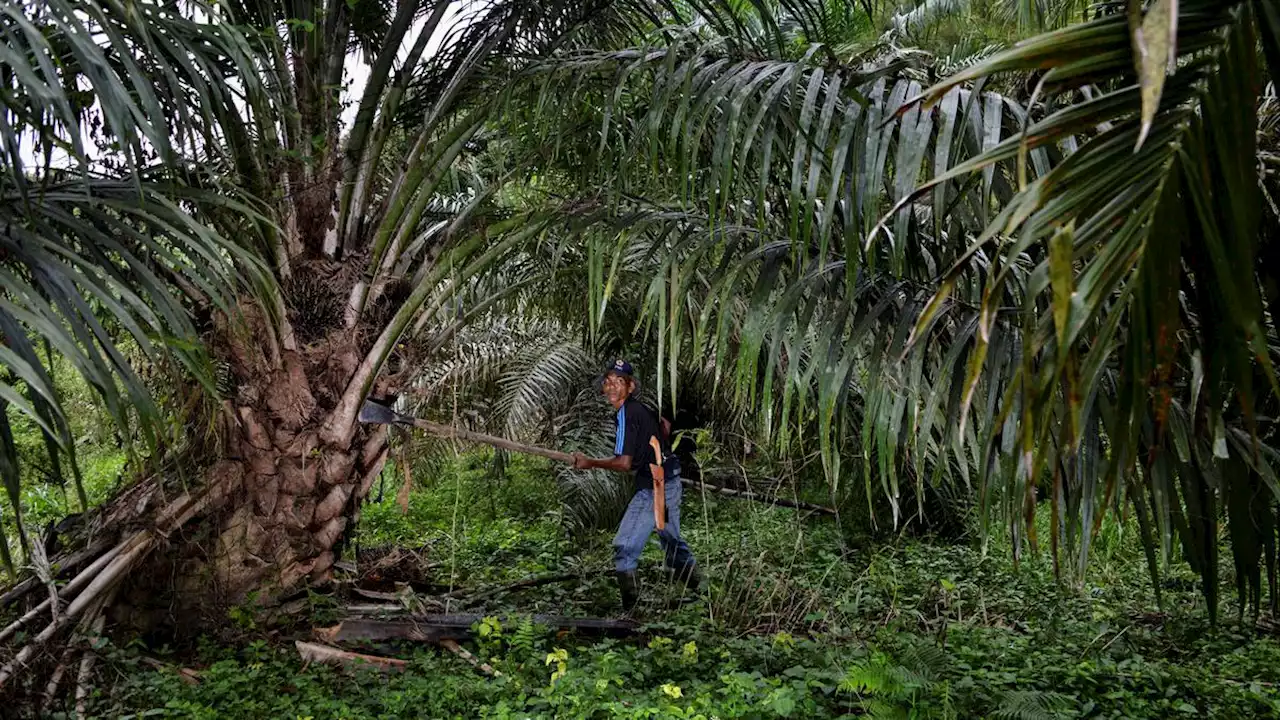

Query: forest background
<box><xmin>4</xmin><ymin>0</ymin><xmax>1280</xmax><ymax>716</ymax></box>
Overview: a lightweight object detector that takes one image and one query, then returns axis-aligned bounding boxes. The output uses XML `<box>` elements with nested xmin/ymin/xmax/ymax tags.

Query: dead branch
<box><xmin>335</xmin><ymin>613</ymin><xmax>639</xmax><ymax>637</ymax></box>
<box><xmin>0</xmin><ymin>476</ymin><xmax>232</xmax><ymax>689</ymax></box>
<box><xmin>681</xmin><ymin>479</ymin><xmax>836</xmax><ymax>515</ymax></box>
<box><xmin>352</xmin><ymin>587</ymin><xmax>404</xmax><ymax>602</ymax></box>
<box><xmin>346</xmin><ymin>572</ymin><xmax>590</xmax><ymax>614</ymax></box>
<box><xmin>294</xmin><ymin>640</ymin><xmax>407</xmax><ymax>672</ymax></box>
<box><xmin>344</xmin><ymin>603</ymin><xmax>410</xmax><ymax>615</ymax></box>
<box><xmin>0</xmin><ymin>538</ymin><xmax>113</xmax><ymax>608</ymax></box>
<box><xmin>440</xmin><ymin>639</ymin><xmax>501</xmax><ymax>677</ymax></box>
<box><xmin>0</xmin><ymin>543</ymin><xmax>125</xmax><ymax>644</ymax></box>
<box><xmin>315</xmin><ymin>618</ymin><xmax>469</xmax><ymax>645</ymax></box>
<box><xmin>356</xmin><ymin>545</ymin><xmax>442</xmax><ymax>586</ymax></box>
<box><xmin>26</xmin><ymin>527</ymin><xmax>63</xmax><ymax>631</ymax></box>
<box><xmin>41</xmin><ymin>646</ymin><xmax>76</xmax><ymax>715</ymax></box>
<box><xmin>138</xmin><ymin>656</ymin><xmax>202</xmax><ymax>685</ymax></box>
<box><xmin>74</xmin><ymin>607</ymin><xmax>109</xmax><ymax>719</ymax></box>
<box><xmin>0</xmin><ymin>546</ymin><xmax>141</xmax><ymax>687</ymax></box>
<box><xmin>1</xmin><ymin>577</ymin><xmax>40</xmax><ymax>610</ymax></box>
<box><xmin>26</xmin><ymin>525</ymin><xmax>64</xmax><ymax>630</ymax></box>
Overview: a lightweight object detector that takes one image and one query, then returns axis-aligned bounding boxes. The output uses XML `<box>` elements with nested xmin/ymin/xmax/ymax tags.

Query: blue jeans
<box><xmin>613</xmin><ymin>473</ymin><xmax>696</xmax><ymax>573</ymax></box>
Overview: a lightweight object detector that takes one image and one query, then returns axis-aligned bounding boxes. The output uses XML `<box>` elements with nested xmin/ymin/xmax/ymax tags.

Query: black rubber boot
<box><xmin>616</xmin><ymin>570</ymin><xmax>640</xmax><ymax>612</ymax></box>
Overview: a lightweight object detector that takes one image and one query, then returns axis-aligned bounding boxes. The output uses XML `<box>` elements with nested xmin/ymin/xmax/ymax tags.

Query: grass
<box><xmin>78</xmin><ymin>451</ymin><xmax>1280</xmax><ymax>718</ymax></box>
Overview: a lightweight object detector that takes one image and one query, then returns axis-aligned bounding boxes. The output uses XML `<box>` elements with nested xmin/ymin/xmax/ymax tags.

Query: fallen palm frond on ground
<box><xmin>295</xmin><ymin>641</ymin><xmax>410</xmax><ymax>673</ymax></box>
<box><xmin>0</xmin><ymin>471</ymin><xmax>238</xmax><ymax>700</ymax></box>
<box><xmin>318</xmin><ymin>614</ymin><xmax>639</xmax><ymax>642</ymax></box>
<box><xmin>301</xmin><ymin>612</ymin><xmax>639</xmax><ymax>677</ymax></box>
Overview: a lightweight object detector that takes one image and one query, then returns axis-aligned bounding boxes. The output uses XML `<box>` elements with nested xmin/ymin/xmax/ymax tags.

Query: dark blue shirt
<box><xmin>614</xmin><ymin>398</ymin><xmax>679</xmax><ymax>492</ymax></box>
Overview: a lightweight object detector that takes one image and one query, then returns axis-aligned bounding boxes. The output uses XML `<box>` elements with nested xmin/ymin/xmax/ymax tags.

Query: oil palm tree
<box><xmin>0</xmin><ymin>0</ymin><xmax>646</xmax><ymax>691</ymax></box>
<box><xmin>5</xmin><ymin>1</ymin><xmax>1275</xmax><ymax>704</ymax></box>
<box><xmin>7</xmin><ymin>1</ymin><xmax>1015</xmax><ymax>663</ymax></box>
<box><xmin>894</xmin><ymin>0</ymin><xmax>1280</xmax><ymax>621</ymax></box>
<box><xmin>496</xmin><ymin>0</ymin><xmax>1048</xmax><ymax>521</ymax></box>
<box><xmin>0</xmin><ymin>0</ymin><xmax>275</xmax><ymax>574</ymax></box>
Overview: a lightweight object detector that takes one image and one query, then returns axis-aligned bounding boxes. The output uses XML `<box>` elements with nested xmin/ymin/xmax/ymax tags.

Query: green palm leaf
<box><xmin>1</xmin><ymin>0</ymin><xmax>276</xmax><ymax>564</ymax></box>
<box><xmin>895</xmin><ymin>0</ymin><xmax>1280</xmax><ymax>618</ymax></box>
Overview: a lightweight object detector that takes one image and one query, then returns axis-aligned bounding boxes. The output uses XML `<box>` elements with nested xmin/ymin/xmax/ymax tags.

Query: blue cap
<box><xmin>607</xmin><ymin>358</ymin><xmax>634</xmax><ymax>378</ymax></box>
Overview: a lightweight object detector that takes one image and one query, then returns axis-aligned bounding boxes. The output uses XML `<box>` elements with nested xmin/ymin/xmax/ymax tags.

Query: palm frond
<box><xmin>404</xmin><ymin>309</ymin><xmax>628</xmax><ymax>530</ymax></box>
<box><xmin>1</xmin><ymin>0</ymin><xmax>277</xmax><ymax>550</ymax></box>
<box><xmin>891</xmin><ymin>0</ymin><xmax>1280</xmax><ymax>617</ymax></box>
<box><xmin>477</xmin><ymin>0</ymin><xmax>1280</xmax><ymax>621</ymax></box>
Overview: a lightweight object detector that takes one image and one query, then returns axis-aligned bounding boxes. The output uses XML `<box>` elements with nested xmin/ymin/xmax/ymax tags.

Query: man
<box><xmin>571</xmin><ymin>359</ymin><xmax>700</xmax><ymax>612</ymax></box>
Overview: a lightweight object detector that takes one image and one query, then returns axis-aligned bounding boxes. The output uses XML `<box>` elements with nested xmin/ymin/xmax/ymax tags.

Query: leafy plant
<box><xmin>90</xmin><ymin>462</ymin><xmax>1280</xmax><ymax>718</ymax></box>
<box><xmin>991</xmin><ymin>689</ymin><xmax>1073</xmax><ymax>720</ymax></box>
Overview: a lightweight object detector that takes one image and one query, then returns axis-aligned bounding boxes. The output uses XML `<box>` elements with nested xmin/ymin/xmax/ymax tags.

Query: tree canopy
<box><xmin>1</xmin><ymin>0</ymin><xmax>1280</xmax><ymax>628</ymax></box>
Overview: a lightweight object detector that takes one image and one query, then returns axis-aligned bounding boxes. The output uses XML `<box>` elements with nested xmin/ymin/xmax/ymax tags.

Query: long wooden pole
<box><xmin>410</xmin><ymin>419</ymin><xmax>574</xmax><ymax>463</ymax></box>
<box><xmin>404</xmin><ymin>418</ymin><xmax>835</xmax><ymax>516</ymax></box>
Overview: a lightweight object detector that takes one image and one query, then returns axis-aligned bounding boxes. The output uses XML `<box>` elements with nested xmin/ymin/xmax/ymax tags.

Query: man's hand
<box><xmin>572</xmin><ymin>452</ymin><xmax>590</xmax><ymax>470</ymax></box>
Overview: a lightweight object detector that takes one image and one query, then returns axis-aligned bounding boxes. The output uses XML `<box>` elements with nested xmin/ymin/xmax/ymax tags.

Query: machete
<box><xmin>648</xmin><ymin>436</ymin><xmax>666</xmax><ymax>531</ymax></box>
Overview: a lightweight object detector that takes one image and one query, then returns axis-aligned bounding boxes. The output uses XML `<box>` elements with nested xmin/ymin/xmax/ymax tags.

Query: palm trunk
<box><xmin>112</xmin><ymin>292</ymin><xmax>393</xmax><ymax>631</ymax></box>
<box><xmin>200</xmin><ymin>400</ymin><xmax>387</xmax><ymax>605</ymax></box>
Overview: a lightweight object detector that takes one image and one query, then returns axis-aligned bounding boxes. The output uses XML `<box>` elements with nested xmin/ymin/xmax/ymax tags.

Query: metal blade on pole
<box><xmin>358</xmin><ymin>401</ymin><xmax>409</xmax><ymax>426</ymax></box>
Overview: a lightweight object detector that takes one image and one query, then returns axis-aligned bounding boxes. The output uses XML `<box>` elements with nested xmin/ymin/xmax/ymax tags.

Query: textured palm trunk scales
<box><xmin>117</xmin><ymin>265</ymin><xmax>397</xmax><ymax>631</ymax></box>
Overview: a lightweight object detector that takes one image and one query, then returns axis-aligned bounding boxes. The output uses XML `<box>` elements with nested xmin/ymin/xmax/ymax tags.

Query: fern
<box><xmin>840</xmin><ymin>660</ymin><xmax>907</xmax><ymax>695</ymax></box>
<box><xmin>839</xmin><ymin>644</ymin><xmax>957</xmax><ymax>719</ymax></box>
<box><xmin>509</xmin><ymin>615</ymin><xmax>543</xmax><ymax>657</ymax></box>
<box><xmin>991</xmin><ymin>689</ymin><xmax>1072</xmax><ymax>720</ymax></box>
<box><xmin>895</xmin><ymin>641</ymin><xmax>948</xmax><ymax>683</ymax></box>
<box><xmin>864</xmin><ymin>698</ymin><xmax>912</xmax><ymax>720</ymax></box>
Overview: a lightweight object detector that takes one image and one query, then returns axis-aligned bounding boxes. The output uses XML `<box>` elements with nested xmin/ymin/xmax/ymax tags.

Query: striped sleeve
<box><xmin>614</xmin><ymin>405</ymin><xmax>626</xmax><ymax>456</ymax></box>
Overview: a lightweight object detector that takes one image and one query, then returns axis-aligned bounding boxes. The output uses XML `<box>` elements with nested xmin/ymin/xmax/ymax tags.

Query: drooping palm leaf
<box><xmin>480</xmin><ymin>0</ymin><xmax>1280</xmax><ymax>621</ymax></box>
<box><xmin>499</xmin><ymin>14</ymin><xmax>1041</xmax><ymax>519</ymax></box>
<box><xmin>0</xmin><ymin>0</ymin><xmax>277</xmax><ymax>567</ymax></box>
<box><xmin>885</xmin><ymin>0</ymin><xmax>1280</xmax><ymax>619</ymax></box>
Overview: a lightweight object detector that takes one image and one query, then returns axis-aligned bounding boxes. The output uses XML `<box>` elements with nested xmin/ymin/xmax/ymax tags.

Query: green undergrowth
<box><xmin>3</xmin><ymin>354</ymin><xmax>131</xmax><ymax>554</ymax></box>
<box><xmin>86</xmin><ymin>452</ymin><xmax>1280</xmax><ymax>719</ymax></box>
<box><xmin>354</xmin><ymin>451</ymin><xmax>570</xmax><ymax>588</ymax></box>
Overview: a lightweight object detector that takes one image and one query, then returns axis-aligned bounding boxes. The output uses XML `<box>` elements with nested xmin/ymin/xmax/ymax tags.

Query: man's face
<box><xmin>602</xmin><ymin>373</ymin><xmax>632</xmax><ymax>407</ymax></box>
